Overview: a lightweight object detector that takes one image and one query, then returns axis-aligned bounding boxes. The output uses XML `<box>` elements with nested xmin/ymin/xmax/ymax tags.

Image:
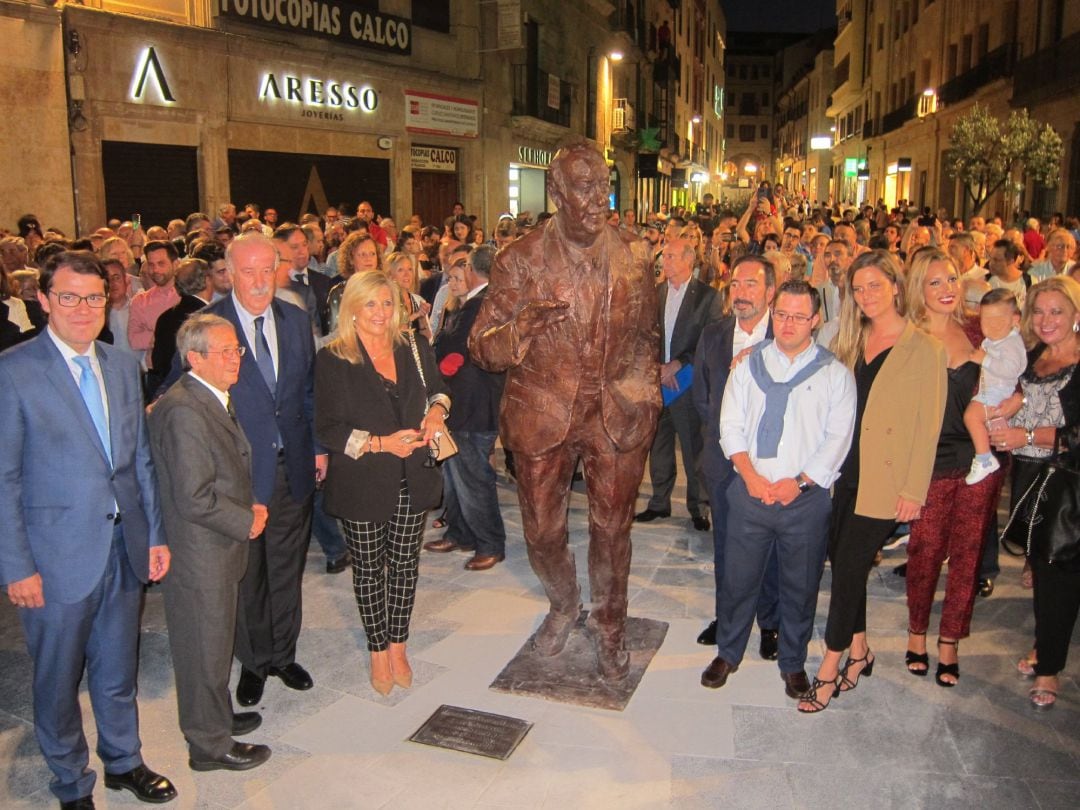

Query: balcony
<box><xmin>1012</xmin><ymin>31</ymin><xmax>1080</xmax><ymax>108</ymax></box>
<box><xmin>938</xmin><ymin>44</ymin><xmax>1015</xmax><ymax>106</ymax></box>
<box><xmin>880</xmin><ymin>95</ymin><xmax>918</xmax><ymax>135</ymax></box>
<box><xmin>511</xmin><ymin>65</ymin><xmax>572</xmax><ymax>129</ymax></box>
<box><xmin>612</xmin><ymin>98</ymin><xmax>635</xmax><ymax>133</ymax></box>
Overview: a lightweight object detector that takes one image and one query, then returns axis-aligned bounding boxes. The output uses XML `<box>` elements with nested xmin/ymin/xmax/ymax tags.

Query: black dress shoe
<box><xmin>978</xmin><ymin>578</ymin><xmax>994</xmax><ymax>597</ymax></box>
<box><xmin>104</xmin><ymin>764</ymin><xmax>177</xmax><ymax>803</ymax></box>
<box><xmin>60</xmin><ymin>797</ymin><xmax>95</xmax><ymax>809</ymax></box>
<box><xmin>759</xmin><ymin>628</ymin><xmax>779</xmax><ymax>661</ymax></box>
<box><xmin>236</xmin><ymin>668</ymin><xmax>265</xmax><ymax>707</ymax></box>
<box><xmin>781</xmin><ymin>670</ymin><xmax>812</xmax><ymax>699</ymax></box>
<box><xmin>326</xmin><ymin>554</ymin><xmax>349</xmax><ymax>574</ymax></box>
<box><xmin>701</xmin><ymin>656</ymin><xmax>738</xmax><ymax>689</ymax></box>
<box><xmin>232</xmin><ymin>711</ymin><xmax>262</xmax><ymax>736</ymax></box>
<box><xmin>634</xmin><ymin>508</ymin><xmax>671</xmax><ymax>522</ymax></box>
<box><xmin>696</xmin><ymin>620</ymin><xmax>717</xmax><ymax>646</ymax></box>
<box><xmin>269</xmin><ymin>662</ymin><xmax>313</xmax><ymax>690</ymax></box>
<box><xmin>692</xmin><ymin>515</ymin><xmax>710</xmax><ymax>531</ymax></box>
<box><xmin>189</xmin><ymin>742</ymin><xmax>272</xmax><ymax>772</ymax></box>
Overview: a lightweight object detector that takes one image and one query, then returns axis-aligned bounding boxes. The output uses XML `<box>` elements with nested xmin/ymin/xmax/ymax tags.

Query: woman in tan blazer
<box><xmin>800</xmin><ymin>250</ymin><xmax>947</xmax><ymax>713</ymax></box>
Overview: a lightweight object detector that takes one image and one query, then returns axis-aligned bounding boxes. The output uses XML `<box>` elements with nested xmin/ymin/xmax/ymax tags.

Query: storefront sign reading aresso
<box><xmin>259</xmin><ymin>71</ymin><xmax>379</xmax><ymax>121</ymax></box>
<box><xmin>216</xmin><ymin>0</ymin><xmax>411</xmax><ymax>55</ymax></box>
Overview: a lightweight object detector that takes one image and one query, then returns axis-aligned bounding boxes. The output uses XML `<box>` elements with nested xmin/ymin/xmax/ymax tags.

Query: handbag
<box><xmin>999</xmin><ymin>456</ymin><xmax>1080</xmax><ymax>565</ymax></box>
<box><xmin>407</xmin><ymin>332</ymin><xmax>459</xmax><ymax>463</ymax></box>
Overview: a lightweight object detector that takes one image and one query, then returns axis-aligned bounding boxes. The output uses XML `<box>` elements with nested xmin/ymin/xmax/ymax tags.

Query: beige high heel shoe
<box><xmin>389</xmin><ymin>642</ymin><xmax>412</xmax><ymax>689</ymax></box>
<box><xmin>370</xmin><ymin>650</ymin><xmax>393</xmax><ymax>696</ymax></box>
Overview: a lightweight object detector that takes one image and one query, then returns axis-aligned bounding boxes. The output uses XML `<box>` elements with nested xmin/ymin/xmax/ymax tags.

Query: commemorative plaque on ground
<box><xmin>408</xmin><ymin>705</ymin><xmax>532</xmax><ymax>760</ymax></box>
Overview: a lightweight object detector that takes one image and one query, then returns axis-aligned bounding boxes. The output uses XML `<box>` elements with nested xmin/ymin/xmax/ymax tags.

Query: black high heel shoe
<box><xmin>798</xmin><ymin>675</ymin><xmax>841</xmax><ymax>714</ymax></box>
<box><xmin>936</xmin><ymin>638</ymin><xmax>959</xmax><ymax>687</ymax></box>
<box><xmin>839</xmin><ymin>650</ymin><xmax>875</xmax><ymax>692</ymax></box>
<box><xmin>905</xmin><ymin>630</ymin><xmax>929</xmax><ymax>676</ymax></box>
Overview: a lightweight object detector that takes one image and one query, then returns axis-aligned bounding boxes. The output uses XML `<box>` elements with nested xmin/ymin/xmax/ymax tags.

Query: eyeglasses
<box><xmin>773</xmin><ymin>311</ymin><xmax>813</xmax><ymax>324</ymax></box>
<box><xmin>50</xmin><ymin>291</ymin><xmax>108</xmax><ymax>308</ymax></box>
<box><xmin>202</xmin><ymin>346</ymin><xmax>247</xmax><ymax>359</ymax></box>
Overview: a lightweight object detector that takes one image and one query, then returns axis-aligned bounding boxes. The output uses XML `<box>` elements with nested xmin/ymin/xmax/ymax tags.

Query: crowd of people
<box><xmin>1</xmin><ymin>186</ymin><xmax>1079</xmax><ymax>807</ymax></box>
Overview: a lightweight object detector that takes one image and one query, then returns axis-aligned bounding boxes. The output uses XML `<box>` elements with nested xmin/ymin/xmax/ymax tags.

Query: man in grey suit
<box><xmin>149</xmin><ymin>314</ymin><xmax>272</xmax><ymax>772</ymax></box>
<box><xmin>636</xmin><ymin>239</ymin><xmax>724</xmax><ymax>530</ymax></box>
<box><xmin>0</xmin><ymin>251</ymin><xmax>175</xmax><ymax>809</ymax></box>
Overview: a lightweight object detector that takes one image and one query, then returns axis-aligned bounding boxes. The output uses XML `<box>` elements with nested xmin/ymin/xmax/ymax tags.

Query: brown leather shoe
<box><xmin>700</xmin><ymin>656</ymin><xmax>738</xmax><ymax>689</ymax></box>
<box><xmin>464</xmin><ymin>553</ymin><xmax>504</xmax><ymax>571</ymax></box>
<box><xmin>781</xmin><ymin>669</ymin><xmax>811</xmax><ymax>699</ymax></box>
<box><xmin>424</xmin><ymin>538</ymin><xmax>470</xmax><ymax>553</ymax></box>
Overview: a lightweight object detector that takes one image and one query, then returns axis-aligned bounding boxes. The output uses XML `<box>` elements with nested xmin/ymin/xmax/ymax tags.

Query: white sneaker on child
<box><xmin>965</xmin><ymin>455</ymin><xmax>1000</xmax><ymax>485</ymax></box>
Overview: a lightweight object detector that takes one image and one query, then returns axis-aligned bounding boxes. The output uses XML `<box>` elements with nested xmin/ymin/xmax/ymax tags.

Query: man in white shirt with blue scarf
<box><xmin>701</xmin><ymin>279</ymin><xmax>856</xmax><ymax>701</ymax></box>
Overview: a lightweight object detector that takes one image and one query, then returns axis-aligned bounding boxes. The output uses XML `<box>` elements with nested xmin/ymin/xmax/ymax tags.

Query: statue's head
<box><xmin>548</xmin><ymin>139</ymin><xmax>610</xmax><ymax>247</ymax></box>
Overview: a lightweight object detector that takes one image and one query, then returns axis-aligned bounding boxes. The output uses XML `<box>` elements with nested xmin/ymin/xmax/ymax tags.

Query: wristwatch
<box><xmin>1025</xmin><ymin>429</ymin><xmax>1035</xmax><ymax>447</ymax></box>
<box><xmin>797</xmin><ymin>474</ymin><xmax>813</xmax><ymax>493</ymax></box>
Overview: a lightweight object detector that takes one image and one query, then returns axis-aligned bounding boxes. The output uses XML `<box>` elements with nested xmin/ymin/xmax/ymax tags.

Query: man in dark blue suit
<box><xmin>201</xmin><ymin>233</ymin><xmax>325</xmax><ymax>707</ymax></box>
<box><xmin>426</xmin><ymin>244</ymin><xmax>507</xmax><ymax>570</ymax></box>
<box><xmin>0</xmin><ymin>251</ymin><xmax>176</xmax><ymax>808</ymax></box>
<box><xmin>636</xmin><ymin>239</ymin><xmax>724</xmax><ymax>530</ymax></box>
<box><xmin>691</xmin><ymin>254</ymin><xmax>781</xmax><ymax>655</ymax></box>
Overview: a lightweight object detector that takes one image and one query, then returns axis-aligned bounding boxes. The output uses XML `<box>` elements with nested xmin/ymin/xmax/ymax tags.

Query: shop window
<box><xmin>102</xmin><ymin>141</ymin><xmax>198</xmax><ymax>226</ymax></box>
<box><xmin>412</xmin><ymin>0</ymin><xmax>450</xmax><ymax>33</ymax></box>
<box><xmin>228</xmin><ymin>149</ymin><xmax>390</xmax><ymax>223</ymax></box>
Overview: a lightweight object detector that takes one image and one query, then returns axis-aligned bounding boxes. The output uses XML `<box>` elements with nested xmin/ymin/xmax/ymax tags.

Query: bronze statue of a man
<box><xmin>469</xmin><ymin>140</ymin><xmax>661</xmax><ymax>679</ymax></box>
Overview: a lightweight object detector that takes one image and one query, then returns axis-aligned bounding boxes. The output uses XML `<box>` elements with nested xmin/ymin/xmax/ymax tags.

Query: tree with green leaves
<box><xmin>943</xmin><ymin>104</ymin><xmax>1063</xmax><ymax>216</ymax></box>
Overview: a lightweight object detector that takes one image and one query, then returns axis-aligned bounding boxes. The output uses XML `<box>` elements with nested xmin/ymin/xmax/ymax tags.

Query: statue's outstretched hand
<box><xmin>515</xmin><ymin>300</ymin><xmax>570</xmax><ymax>339</ymax></box>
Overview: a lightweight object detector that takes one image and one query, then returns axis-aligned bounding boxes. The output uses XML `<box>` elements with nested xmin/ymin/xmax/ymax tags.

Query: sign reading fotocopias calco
<box><xmin>215</xmin><ymin>0</ymin><xmax>411</xmax><ymax>55</ymax></box>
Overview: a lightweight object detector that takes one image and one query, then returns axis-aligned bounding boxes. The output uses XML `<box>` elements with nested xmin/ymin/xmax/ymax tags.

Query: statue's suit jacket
<box><xmin>468</xmin><ymin>219</ymin><xmax>661</xmax><ymax>456</ymax></box>
<box><xmin>0</xmin><ymin>332</ymin><xmax>162</xmax><ymax>603</ymax></box>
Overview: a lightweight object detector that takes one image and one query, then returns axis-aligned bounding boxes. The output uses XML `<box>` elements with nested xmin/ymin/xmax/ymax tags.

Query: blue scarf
<box><xmin>747</xmin><ymin>341</ymin><xmax>835</xmax><ymax>458</ymax></box>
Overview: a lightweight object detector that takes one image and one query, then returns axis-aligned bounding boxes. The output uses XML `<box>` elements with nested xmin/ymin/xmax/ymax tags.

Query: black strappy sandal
<box><xmin>839</xmin><ymin>650</ymin><xmax>875</xmax><ymax>692</ymax></box>
<box><xmin>905</xmin><ymin>630</ymin><xmax>929</xmax><ymax>676</ymax></box>
<box><xmin>797</xmin><ymin>676</ymin><xmax>840</xmax><ymax>714</ymax></box>
<box><xmin>936</xmin><ymin>638</ymin><xmax>959</xmax><ymax>687</ymax></box>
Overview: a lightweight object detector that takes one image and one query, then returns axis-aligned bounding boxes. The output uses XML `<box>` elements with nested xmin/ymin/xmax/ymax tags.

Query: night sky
<box><xmin>721</xmin><ymin>0</ymin><xmax>837</xmax><ymax>33</ymax></box>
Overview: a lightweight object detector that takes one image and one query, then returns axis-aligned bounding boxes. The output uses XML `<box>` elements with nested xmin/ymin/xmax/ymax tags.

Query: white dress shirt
<box><xmin>232</xmin><ymin>293</ymin><xmax>279</xmax><ymax>378</ymax></box>
<box><xmin>720</xmin><ymin>339</ymin><xmax>856</xmax><ymax>488</ymax></box>
<box><xmin>188</xmin><ymin>371</ymin><xmax>231</xmax><ymax>411</ymax></box>
<box><xmin>662</xmin><ymin>279</ymin><xmax>690</xmax><ymax>363</ymax></box>
<box><xmin>732</xmin><ymin>311</ymin><xmax>770</xmax><ymax>357</ymax></box>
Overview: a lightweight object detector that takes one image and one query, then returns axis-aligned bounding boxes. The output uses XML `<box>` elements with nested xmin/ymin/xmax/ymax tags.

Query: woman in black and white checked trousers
<box><xmin>315</xmin><ymin>272</ymin><xmax>450</xmax><ymax>695</ymax></box>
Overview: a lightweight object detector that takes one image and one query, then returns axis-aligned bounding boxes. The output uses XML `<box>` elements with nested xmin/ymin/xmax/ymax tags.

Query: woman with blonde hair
<box><xmin>386</xmin><ymin>250</ymin><xmax>432</xmax><ymax>342</ymax></box>
<box><xmin>988</xmin><ymin>276</ymin><xmax>1080</xmax><ymax>709</ymax></box>
<box><xmin>314</xmin><ymin>272</ymin><xmax>450</xmax><ymax>695</ymax></box>
<box><xmin>799</xmin><ymin>250</ymin><xmax>947</xmax><ymax>712</ymax></box>
<box><xmin>98</xmin><ymin>236</ymin><xmax>135</xmax><ymax>270</ymax></box>
<box><xmin>901</xmin><ymin>249</ymin><xmax>1004</xmax><ymax>685</ymax></box>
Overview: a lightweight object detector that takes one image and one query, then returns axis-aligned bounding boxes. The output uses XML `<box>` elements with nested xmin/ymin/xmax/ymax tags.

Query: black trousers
<box><xmin>823</xmin><ymin>484</ymin><xmax>897</xmax><ymax>652</ymax></box>
<box><xmin>1031</xmin><ymin>554</ymin><xmax>1080</xmax><ymax>676</ymax></box>
<box><xmin>234</xmin><ymin>458</ymin><xmax>313</xmax><ymax>675</ymax></box>
<box><xmin>646</xmin><ymin>394</ymin><xmax>707</xmax><ymax>517</ymax></box>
